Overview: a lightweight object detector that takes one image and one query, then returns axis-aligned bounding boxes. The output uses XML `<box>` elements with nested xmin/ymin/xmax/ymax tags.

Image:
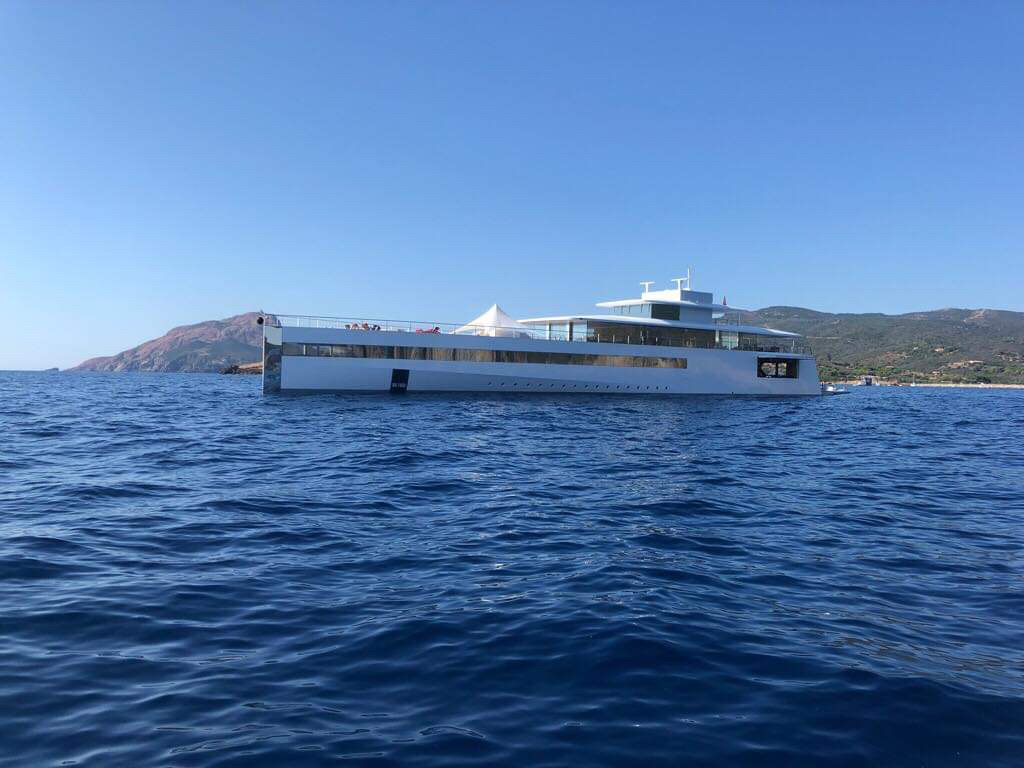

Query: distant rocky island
<box><xmin>70</xmin><ymin>313</ymin><xmax>262</xmax><ymax>373</ymax></box>
<box><xmin>67</xmin><ymin>307</ymin><xmax>1024</xmax><ymax>384</ymax></box>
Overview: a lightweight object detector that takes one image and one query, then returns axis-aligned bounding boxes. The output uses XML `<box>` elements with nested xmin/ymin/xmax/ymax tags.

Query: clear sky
<box><xmin>2</xmin><ymin>1</ymin><xmax>1022</xmax><ymax>370</ymax></box>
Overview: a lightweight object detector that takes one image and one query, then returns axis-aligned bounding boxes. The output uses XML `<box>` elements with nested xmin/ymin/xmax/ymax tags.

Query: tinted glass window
<box><xmin>757</xmin><ymin>357</ymin><xmax>800</xmax><ymax>378</ymax></box>
<box><xmin>282</xmin><ymin>343</ymin><xmax>686</xmax><ymax>369</ymax></box>
<box><xmin>650</xmin><ymin>304</ymin><xmax>681</xmax><ymax>321</ymax></box>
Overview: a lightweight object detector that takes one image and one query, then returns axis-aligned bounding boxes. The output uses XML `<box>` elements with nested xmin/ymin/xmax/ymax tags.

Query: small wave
<box><xmin>1</xmin><ymin>372</ymin><xmax>1022</xmax><ymax>766</ymax></box>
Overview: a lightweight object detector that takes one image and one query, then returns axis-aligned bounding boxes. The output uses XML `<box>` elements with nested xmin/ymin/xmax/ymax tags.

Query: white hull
<box><xmin>263</xmin><ymin>326</ymin><xmax>820</xmax><ymax>396</ymax></box>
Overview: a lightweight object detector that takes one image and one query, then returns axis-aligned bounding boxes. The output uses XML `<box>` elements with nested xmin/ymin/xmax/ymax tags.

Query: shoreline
<box><xmin>837</xmin><ymin>380</ymin><xmax>1024</xmax><ymax>390</ymax></box>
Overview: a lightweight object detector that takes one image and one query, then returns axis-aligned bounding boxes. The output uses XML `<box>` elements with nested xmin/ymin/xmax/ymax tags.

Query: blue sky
<box><xmin>2</xmin><ymin>1</ymin><xmax>1022</xmax><ymax>370</ymax></box>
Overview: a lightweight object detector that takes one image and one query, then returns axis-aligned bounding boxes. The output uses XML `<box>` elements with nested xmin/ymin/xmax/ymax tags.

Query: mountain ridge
<box><xmin>743</xmin><ymin>306</ymin><xmax>1024</xmax><ymax>383</ymax></box>
<box><xmin>67</xmin><ymin>307</ymin><xmax>1024</xmax><ymax>383</ymax></box>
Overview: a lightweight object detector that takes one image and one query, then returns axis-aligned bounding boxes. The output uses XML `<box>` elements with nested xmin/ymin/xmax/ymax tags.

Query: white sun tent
<box><xmin>455</xmin><ymin>304</ymin><xmax>532</xmax><ymax>337</ymax></box>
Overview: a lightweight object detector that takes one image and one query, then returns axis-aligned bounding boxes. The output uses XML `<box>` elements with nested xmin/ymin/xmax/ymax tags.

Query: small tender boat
<box><xmin>820</xmin><ymin>383</ymin><xmax>850</xmax><ymax>396</ymax></box>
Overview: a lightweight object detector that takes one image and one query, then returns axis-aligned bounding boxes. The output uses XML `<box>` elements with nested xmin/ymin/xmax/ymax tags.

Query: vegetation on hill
<box><xmin>743</xmin><ymin>307</ymin><xmax>1024</xmax><ymax>384</ymax></box>
<box><xmin>221</xmin><ymin>362</ymin><xmax>263</xmax><ymax>375</ymax></box>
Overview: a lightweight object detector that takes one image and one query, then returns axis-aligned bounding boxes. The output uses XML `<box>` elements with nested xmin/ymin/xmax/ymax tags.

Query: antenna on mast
<box><xmin>670</xmin><ymin>268</ymin><xmax>691</xmax><ymax>293</ymax></box>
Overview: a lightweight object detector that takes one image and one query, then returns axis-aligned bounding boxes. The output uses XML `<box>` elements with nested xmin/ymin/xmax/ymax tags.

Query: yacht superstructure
<box><xmin>259</xmin><ymin>275</ymin><xmax>819</xmax><ymax>396</ymax></box>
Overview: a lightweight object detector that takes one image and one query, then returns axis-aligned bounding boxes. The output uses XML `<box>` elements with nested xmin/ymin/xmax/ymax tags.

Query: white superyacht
<box><xmin>258</xmin><ymin>274</ymin><xmax>819</xmax><ymax>396</ymax></box>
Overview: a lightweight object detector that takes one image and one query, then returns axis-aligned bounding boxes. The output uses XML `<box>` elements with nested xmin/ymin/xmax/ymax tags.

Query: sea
<box><xmin>1</xmin><ymin>371</ymin><xmax>1023</xmax><ymax>767</ymax></box>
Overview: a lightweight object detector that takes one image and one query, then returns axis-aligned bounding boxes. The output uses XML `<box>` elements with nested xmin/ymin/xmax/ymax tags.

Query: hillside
<box><xmin>68</xmin><ymin>307</ymin><xmax>1024</xmax><ymax>383</ymax></box>
<box><xmin>70</xmin><ymin>313</ymin><xmax>262</xmax><ymax>373</ymax></box>
<box><xmin>744</xmin><ymin>307</ymin><xmax>1024</xmax><ymax>384</ymax></box>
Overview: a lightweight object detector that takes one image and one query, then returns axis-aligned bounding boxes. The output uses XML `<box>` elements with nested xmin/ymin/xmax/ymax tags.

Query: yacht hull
<box><xmin>263</xmin><ymin>327</ymin><xmax>820</xmax><ymax>396</ymax></box>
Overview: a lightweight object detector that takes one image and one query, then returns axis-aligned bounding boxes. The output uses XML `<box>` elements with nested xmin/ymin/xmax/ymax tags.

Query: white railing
<box><xmin>272</xmin><ymin>314</ymin><xmax>550</xmax><ymax>337</ymax></box>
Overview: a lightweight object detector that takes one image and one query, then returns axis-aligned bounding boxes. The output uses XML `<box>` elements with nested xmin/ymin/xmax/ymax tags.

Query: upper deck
<box><xmin>263</xmin><ymin>273</ymin><xmax>807</xmax><ymax>355</ymax></box>
<box><xmin>520</xmin><ymin>274</ymin><xmax>800</xmax><ymax>352</ymax></box>
<box><xmin>264</xmin><ymin>313</ymin><xmax>808</xmax><ymax>355</ymax></box>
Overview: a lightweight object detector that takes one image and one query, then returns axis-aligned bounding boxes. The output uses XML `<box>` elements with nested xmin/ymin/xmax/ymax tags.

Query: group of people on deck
<box><xmin>343</xmin><ymin>322</ymin><xmax>442</xmax><ymax>333</ymax></box>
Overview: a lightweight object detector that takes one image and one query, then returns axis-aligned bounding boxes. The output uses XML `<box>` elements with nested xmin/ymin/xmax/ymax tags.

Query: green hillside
<box><xmin>69</xmin><ymin>307</ymin><xmax>1024</xmax><ymax>384</ymax></box>
<box><xmin>743</xmin><ymin>307</ymin><xmax>1024</xmax><ymax>384</ymax></box>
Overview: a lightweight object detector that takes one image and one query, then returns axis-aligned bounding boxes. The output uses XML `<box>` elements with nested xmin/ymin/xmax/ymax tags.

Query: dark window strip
<box><xmin>282</xmin><ymin>343</ymin><xmax>686</xmax><ymax>369</ymax></box>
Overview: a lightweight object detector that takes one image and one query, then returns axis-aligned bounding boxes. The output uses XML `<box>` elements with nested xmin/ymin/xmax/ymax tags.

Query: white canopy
<box><xmin>456</xmin><ymin>304</ymin><xmax>532</xmax><ymax>337</ymax></box>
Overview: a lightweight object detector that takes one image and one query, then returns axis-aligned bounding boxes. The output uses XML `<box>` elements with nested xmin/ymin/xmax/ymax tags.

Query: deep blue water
<box><xmin>2</xmin><ymin>371</ymin><xmax>1023</xmax><ymax>767</ymax></box>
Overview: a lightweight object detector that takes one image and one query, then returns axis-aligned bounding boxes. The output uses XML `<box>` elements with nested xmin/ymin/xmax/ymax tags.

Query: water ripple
<box><xmin>0</xmin><ymin>372</ymin><xmax>1023</xmax><ymax>766</ymax></box>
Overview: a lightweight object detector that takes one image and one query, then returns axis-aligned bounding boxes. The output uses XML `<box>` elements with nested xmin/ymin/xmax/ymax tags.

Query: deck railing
<box><xmin>264</xmin><ymin>314</ymin><xmax>810</xmax><ymax>355</ymax></box>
